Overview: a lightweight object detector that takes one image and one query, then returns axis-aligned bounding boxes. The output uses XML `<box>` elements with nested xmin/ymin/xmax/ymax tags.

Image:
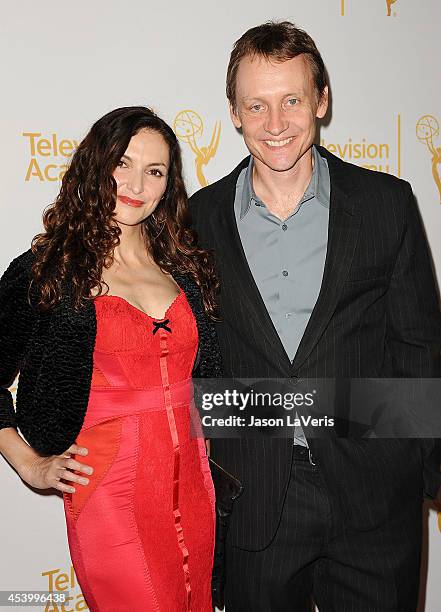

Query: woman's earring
<box><xmin>150</xmin><ymin>211</ymin><xmax>166</xmax><ymax>239</ymax></box>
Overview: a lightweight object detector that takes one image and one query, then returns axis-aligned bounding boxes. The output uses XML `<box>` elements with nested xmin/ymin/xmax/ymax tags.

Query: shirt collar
<box><xmin>239</xmin><ymin>145</ymin><xmax>330</xmax><ymax>220</ymax></box>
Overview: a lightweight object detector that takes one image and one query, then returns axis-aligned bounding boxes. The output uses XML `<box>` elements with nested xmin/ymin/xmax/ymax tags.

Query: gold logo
<box><xmin>10</xmin><ymin>375</ymin><xmax>18</xmax><ymax>406</ymax></box>
<box><xmin>42</xmin><ymin>565</ymin><xmax>88</xmax><ymax>611</ymax></box>
<box><xmin>23</xmin><ymin>132</ymin><xmax>78</xmax><ymax>182</ymax></box>
<box><xmin>173</xmin><ymin>110</ymin><xmax>221</xmax><ymax>187</ymax></box>
<box><xmin>416</xmin><ymin>115</ymin><xmax>441</xmax><ymax>203</ymax></box>
<box><xmin>386</xmin><ymin>0</ymin><xmax>398</xmax><ymax>16</ymax></box>
<box><xmin>321</xmin><ymin>114</ymin><xmax>401</xmax><ymax>177</ymax></box>
<box><xmin>340</xmin><ymin>0</ymin><xmax>398</xmax><ymax>16</ymax></box>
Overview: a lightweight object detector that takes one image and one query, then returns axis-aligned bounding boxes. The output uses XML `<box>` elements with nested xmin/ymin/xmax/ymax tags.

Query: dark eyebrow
<box><xmin>120</xmin><ymin>155</ymin><xmax>168</xmax><ymax>168</ymax></box>
<box><xmin>242</xmin><ymin>91</ymin><xmax>304</xmax><ymax>102</ymax></box>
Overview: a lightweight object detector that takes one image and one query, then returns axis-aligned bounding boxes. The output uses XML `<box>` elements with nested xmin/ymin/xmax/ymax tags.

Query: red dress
<box><xmin>63</xmin><ymin>289</ymin><xmax>215</xmax><ymax>612</ymax></box>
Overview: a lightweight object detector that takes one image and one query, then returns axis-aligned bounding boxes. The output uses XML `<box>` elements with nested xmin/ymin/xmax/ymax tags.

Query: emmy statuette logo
<box><xmin>386</xmin><ymin>0</ymin><xmax>398</xmax><ymax>16</ymax></box>
<box><xmin>340</xmin><ymin>0</ymin><xmax>398</xmax><ymax>16</ymax></box>
<box><xmin>173</xmin><ymin>110</ymin><xmax>221</xmax><ymax>187</ymax></box>
<box><xmin>416</xmin><ymin>115</ymin><xmax>441</xmax><ymax>203</ymax></box>
<box><xmin>10</xmin><ymin>377</ymin><xmax>18</xmax><ymax>406</ymax></box>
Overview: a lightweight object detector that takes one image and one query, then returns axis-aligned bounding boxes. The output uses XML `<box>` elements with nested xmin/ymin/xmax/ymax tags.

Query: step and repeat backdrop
<box><xmin>1</xmin><ymin>1</ymin><xmax>440</xmax><ymax>610</ymax></box>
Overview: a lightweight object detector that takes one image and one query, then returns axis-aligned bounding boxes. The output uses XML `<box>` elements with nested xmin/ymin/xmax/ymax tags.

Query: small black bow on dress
<box><xmin>152</xmin><ymin>319</ymin><xmax>172</xmax><ymax>335</ymax></box>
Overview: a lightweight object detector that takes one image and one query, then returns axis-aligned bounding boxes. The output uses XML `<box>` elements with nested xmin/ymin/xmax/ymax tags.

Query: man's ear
<box><xmin>229</xmin><ymin>103</ymin><xmax>242</xmax><ymax>129</ymax></box>
<box><xmin>316</xmin><ymin>85</ymin><xmax>329</xmax><ymax>119</ymax></box>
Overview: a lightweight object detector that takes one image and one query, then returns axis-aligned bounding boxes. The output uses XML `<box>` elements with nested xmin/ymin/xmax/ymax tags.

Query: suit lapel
<box><xmin>208</xmin><ymin>149</ymin><xmax>362</xmax><ymax>374</ymax></box>
<box><xmin>210</xmin><ymin>161</ymin><xmax>292</xmax><ymax>370</ymax></box>
<box><xmin>291</xmin><ymin>149</ymin><xmax>362</xmax><ymax>372</ymax></box>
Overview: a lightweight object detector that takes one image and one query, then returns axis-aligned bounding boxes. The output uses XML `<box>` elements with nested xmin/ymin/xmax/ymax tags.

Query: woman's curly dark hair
<box><xmin>31</xmin><ymin>106</ymin><xmax>219</xmax><ymax>317</ymax></box>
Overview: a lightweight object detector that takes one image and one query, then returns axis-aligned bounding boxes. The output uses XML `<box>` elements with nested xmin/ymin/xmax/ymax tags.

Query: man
<box><xmin>189</xmin><ymin>21</ymin><xmax>441</xmax><ymax>611</ymax></box>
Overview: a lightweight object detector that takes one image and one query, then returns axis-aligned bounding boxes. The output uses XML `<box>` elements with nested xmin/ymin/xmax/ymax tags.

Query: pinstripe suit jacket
<box><xmin>189</xmin><ymin>146</ymin><xmax>441</xmax><ymax>551</ymax></box>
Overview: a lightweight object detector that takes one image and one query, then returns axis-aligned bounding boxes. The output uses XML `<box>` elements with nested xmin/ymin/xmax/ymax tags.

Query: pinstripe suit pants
<box><xmin>224</xmin><ymin>455</ymin><xmax>423</xmax><ymax>612</ymax></box>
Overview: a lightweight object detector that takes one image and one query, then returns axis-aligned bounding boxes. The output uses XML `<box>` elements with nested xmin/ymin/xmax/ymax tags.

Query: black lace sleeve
<box><xmin>171</xmin><ymin>271</ymin><xmax>222</xmax><ymax>379</ymax></box>
<box><xmin>0</xmin><ymin>250</ymin><xmax>36</xmax><ymax>431</ymax></box>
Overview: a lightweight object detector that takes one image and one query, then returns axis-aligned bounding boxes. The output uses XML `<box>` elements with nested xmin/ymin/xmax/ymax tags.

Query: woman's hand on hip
<box><xmin>19</xmin><ymin>443</ymin><xmax>93</xmax><ymax>494</ymax></box>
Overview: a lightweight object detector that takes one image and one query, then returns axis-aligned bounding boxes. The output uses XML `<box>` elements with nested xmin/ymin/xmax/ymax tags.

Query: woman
<box><xmin>0</xmin><ymin>106</ymin><xmax>221</xmax><ymax>611</ymax></box>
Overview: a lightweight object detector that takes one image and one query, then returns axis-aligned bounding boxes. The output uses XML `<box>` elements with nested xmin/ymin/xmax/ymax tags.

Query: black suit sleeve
<box><xmin>384</xmin><ymin>182</ymin><xmax>441</xmax><ymax>498</ymax></box>
<box><xmin>188</xmin><ymin>192</ymin><xmax>202</xmax><ymax>239</ymax></box>
<box><xmin>386</xmin><ymin>181</ymin><xmax>441</xmax><ymax>377</ymax></box>
<box><xmin>0</xmin><ymin>255</ymin><xmax>35</xmax><ymax>431</ymax></box>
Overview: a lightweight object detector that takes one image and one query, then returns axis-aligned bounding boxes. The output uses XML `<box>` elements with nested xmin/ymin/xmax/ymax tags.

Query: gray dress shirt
<box><xmin>234</xmin><ymin>145</ymin><xmax>331</xmax><ymax>446</ymax></box>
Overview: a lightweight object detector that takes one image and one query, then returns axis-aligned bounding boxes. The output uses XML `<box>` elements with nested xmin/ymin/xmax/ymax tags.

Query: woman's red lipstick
<box><xmin>118</xmin><ymin>195</ymin><xmax>144</xmax><ymax>208</ymax></box>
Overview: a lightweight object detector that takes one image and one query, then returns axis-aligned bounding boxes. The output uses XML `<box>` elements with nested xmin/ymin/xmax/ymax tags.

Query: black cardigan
<box><xmin>0</xmin><ymin>249</ymin><xmax>222</xmax><ymax>456</ymax></box>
